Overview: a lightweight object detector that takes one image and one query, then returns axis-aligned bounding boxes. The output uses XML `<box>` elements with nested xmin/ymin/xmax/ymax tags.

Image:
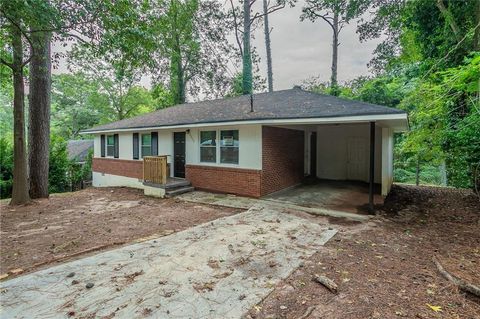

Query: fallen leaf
<box><xmin>426</xmin><ymin>304</ymin><xmax>442</xmax><ymax>312</ymax></box>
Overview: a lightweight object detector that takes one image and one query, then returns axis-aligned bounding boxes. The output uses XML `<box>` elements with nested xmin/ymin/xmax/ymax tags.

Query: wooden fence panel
<box><xmin>143</xmin><ymin>156</ymin><xmax>168</xmax><ymax>184</ymax></box>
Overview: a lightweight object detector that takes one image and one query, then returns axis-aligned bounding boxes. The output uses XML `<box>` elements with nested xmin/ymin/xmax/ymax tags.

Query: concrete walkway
<box><xmin>179</xmin><ymin>191</ymin><xmax>371</xmax><ymax>221</ymax></box>
<box><xmin>0</xmin><ymin>207</ymin><xmax>336</xmax><ymax>319</ymax></box>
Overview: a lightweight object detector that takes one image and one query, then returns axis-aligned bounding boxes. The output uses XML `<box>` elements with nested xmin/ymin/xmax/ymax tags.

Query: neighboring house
<box><xmin>81</xmin><ymin>88</ymin><xmax>408</xmax><ymax>199</ymax></box>
<box><xmin>67</xmin><ymin>140</ymin><xmax>94</xmax><ymax>164</ymax></box>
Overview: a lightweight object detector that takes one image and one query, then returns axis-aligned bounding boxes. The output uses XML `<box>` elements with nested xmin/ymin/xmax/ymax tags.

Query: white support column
<box><xmin>381</xmin><ymin>128</ymin><xmax>394</xmax><ymax>196</ymax></box>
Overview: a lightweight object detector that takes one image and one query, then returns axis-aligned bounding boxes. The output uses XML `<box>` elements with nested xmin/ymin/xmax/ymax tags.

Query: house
<box><xmin>67</xmin><ymin>140</ymin><xmax>94</xmax><ymax>164</ymax></box>
<box><xmin>81</xmin><ymin>88</ymin><xmax>408</xmax><ymax>205</ymax></box>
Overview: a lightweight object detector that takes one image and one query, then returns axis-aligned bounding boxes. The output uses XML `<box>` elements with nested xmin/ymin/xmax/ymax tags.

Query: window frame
<box><xmin>106</xmin><ymin>135</ymin><xmax>115</xmax><ymax>157</ymax></box>
<box><xmin>141</xmin><ymin>133</ymin><xmax>152</xmax><ymax>158</ymax></box>
<box><xmin>220</xmin><ymin>130</ymin><xmax>239</xmax><ymax>164</ymax></box>
<box><xmin>199</xmin><ymin>130</ymin><xmax>217</xmax><ymax>163</ymax></box>
<box><xmin>199</xmin><ymin>129</ymin><xmax>239</xmax><ymax>166</ymax></box>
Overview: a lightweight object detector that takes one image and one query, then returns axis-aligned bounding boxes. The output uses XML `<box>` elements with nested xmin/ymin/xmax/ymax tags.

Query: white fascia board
<box><xmin>80</xmin><ymin>113</ymin><xmax>408</xmax><ymax>135</ymax></box>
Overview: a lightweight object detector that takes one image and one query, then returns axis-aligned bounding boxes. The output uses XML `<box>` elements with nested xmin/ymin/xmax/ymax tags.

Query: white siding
<box><xmin>93</xmin><ymin>124</ymin><xmax>263</xmax><ymax>177</ymax></box>
<box><xmin>381</xmin><ymin>127</ymin><xmax>394</xmax><ymax>196</ymax></box>
<box><xmin>316</xmin><ymin>124</ymin><xmax>382</xmax><ymax>184</ymax></box>
<box><xmin>119</xmin><ymin>133</ymin><xmax>133</xmax><ymax>159</ymax></box>
<box><xmin>185</xmin><ymin>124</ymin><xmax>262</xmax><ymax>170</ymax></box>
<box><xmin>92</xmin><ymin>172</ymin><xmax>143</xmax><ymax>189</ymax></box>
<box><xmin>93</xmin><ymin>135</ymin><xmax>101</xmax><ymax>157</ymax></box>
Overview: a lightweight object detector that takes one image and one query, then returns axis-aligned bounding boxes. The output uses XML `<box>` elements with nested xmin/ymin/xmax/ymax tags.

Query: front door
<box><xmin>173</xmin><ymin>132</ymin><xmax>186</xmax><ymax>178</ymax></box>
<box><xmin>347</xmin><ymin>137</ymin><xmax>367</xmax><ymax>181</ymax></box>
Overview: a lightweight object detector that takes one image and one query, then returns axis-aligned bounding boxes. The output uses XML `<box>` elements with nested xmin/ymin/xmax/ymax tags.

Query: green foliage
<box><xmin>152</xmin><ymin>0</ymin><xmax>235</xmax><ymax>102</ymax></box>
<box><xmin>48</xmin><ymin>135</ymin><xmax>70</xmax><ymax>194</ymax></box>
<box><xmin>226</xmin><ymin>72</ymin><xmax>266</xmax><ymax>97</ymax></box>
<box><xmin>300</xmin><ymin>77</ymin><xmax>353</xmax><ymax>98</ymax></box>
<box><xmin>0</xmin><ymin>137</ymin><xmax>13</xmax><ymax>198</ymax></box>
<box><xmin>394</xmin><ymin>165</ymin><xmax>444</xmax><ymax>186</ymax></box>
<box><xmin>0</xmin><ymin>67</ymin><xmax>13</xmax><ymax>138</ymax></box>
<box><xmin>51</xmin><ymin>73</ymin><xmax>109</xmax><ymax>139</ymax></box>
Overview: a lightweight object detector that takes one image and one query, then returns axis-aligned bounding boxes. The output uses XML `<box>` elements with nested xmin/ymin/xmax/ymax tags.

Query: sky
<box><xmin>52</xmin><ymin>1</ymin><xmax>381</xmax><ymax>93</ymax></box>
<box><xmin>250</xmin><ymin>3</ymin><xmax>380</xmax><ymax>90</ymax></box>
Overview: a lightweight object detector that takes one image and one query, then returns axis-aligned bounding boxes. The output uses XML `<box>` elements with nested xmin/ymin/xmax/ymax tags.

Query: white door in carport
<box><xmin>347</xmin><ymin>137</ymin><xmax>368</xmax><ymax>181</ymax></box>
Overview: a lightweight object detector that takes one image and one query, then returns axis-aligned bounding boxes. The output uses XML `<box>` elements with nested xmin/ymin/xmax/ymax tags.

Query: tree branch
<box><xmin>0</xmin><ymin>58</ymin><xmax>13</xmax><ymax>69</ymax></box>
<box><xmin>251</xmin><ymin>3</ymin><xmax>286</xmax><ymax>23</ymax></box>
<box><xmin>229</xmin><ymin>0</ymin><xmax>243</xmax><ymax>57</ymax></box>
<box><xmin>0</xmin><ymin>9</ymin><xmax>34</xmax><ymax>49</ymax></box>
<box><xmin>304</xmin><ymin>8</ymin><xmax>334</xmax><ymax>30</ymax></box>
<box><xmin>21</xmin><ymin>54</ymin><xmax>33</xmax><ymax>68</ymax></box>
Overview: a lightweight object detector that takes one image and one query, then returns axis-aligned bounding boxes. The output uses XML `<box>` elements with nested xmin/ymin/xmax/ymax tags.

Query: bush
<box><xmin>0</xmin><ymin>137</ymin><xmax>13</xmax><ymax>199</ymax></box>
<box><xmin>49</xmin><ymin>135</ymin><xmax>70</xmax><ymax>193</ymax></box>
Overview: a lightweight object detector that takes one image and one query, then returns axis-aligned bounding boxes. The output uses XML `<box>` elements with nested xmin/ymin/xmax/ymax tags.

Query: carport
<box><xmin>264</xmin><ymin>117</ymin><xmax>406</xmax><ymax>212</ymax></box>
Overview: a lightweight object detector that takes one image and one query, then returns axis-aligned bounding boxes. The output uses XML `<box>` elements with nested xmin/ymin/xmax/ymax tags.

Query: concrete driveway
<box><xmin>0</xmin><ymin>207</ymin><xmax>336</xmax><ymax>319</ymax></box>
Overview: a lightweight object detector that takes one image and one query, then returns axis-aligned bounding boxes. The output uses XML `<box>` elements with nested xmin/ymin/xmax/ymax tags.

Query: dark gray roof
<box><xmin>82</xmin><ymin>88</ymin><xmax>406</xmax><ymax>133</ymax></box>
<box><xmin>67</xmin><ymin>140</ymin><xmax>93</xmax><ymax>162</ymax></box>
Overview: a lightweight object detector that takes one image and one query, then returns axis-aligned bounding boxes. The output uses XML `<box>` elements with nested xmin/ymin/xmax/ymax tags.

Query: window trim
<box><xmin>199</xmin><ymin>129</ymin><xmax>239</xmax><ymax>166</ymax></box>
<box><xmin>106</xmin><ymin>134</ymin><xmax>115</xmax><ymax>157</ymax></box>
<box><xmin>141</xmin><ymin>133</ymin><xmax>152</xmax><ymax>158</ymax></box>
<box><xmin>220</xmin><ymin>129</ymin><xmax>239</xmax><ymax>165</ymax></box>
<box><xmin>199</xmin><ymin>130</ymin><xmax>217</xmax><ymax>163</ymax></box>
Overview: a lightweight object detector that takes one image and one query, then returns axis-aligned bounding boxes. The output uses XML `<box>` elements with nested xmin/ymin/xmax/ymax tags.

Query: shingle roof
<box><xmin>67</xmin><ymin>140</ymin><xmax>93</xmax><ymax>162</ymax></box>
<box><xmin>82</xmin><ymin>87</ymin><xmax>406</xmax><ymax>133</ymax></box>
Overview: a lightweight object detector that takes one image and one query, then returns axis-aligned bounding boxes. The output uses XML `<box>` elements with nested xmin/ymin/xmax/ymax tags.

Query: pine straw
<box><xmin>248</xmin><ymin>185</ymin><xmax>480</xmax><ymax>319</ymax></box>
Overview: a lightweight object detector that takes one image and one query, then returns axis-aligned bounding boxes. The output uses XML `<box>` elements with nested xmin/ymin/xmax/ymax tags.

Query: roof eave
<box><xmin>80</xmin><ymin>113</ymin><xmax>408</xmax><ymax>135</ymax></box>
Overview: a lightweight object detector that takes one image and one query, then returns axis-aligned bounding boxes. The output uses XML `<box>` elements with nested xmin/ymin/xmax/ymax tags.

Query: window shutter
<box><xmin>151</xmin><ymin>132</ymin><xmax>158</xmax><ymax>156</ymax></box>
<box><xmin>133</xmin><ymin>133</ymin><xmax>139</xmax><ymax>159</ymax></box>
<box><xmin>114</xmin><ymin>134</ymin><xmax>119</xmax><ymax>158</ymax></box>
<box><xmin>100</xmin><ymin>135</ymin><xmax>105</xmax><ymax>157</ymax></box>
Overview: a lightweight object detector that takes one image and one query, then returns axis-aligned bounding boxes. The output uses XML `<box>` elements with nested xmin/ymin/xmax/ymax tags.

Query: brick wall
<box><xmin>261</xmin><ymin>126</ymin><xmax>304</xmax><ymax>196</ymax></box>
<box><xmin>185</xmin><ymin>165</ymin><xmax>262</xmax><ymax>197</ymax></box>
<box><xmin>92</xmin><ymin>158</ymin><xmax>143</xmax><ymax>179</ymax></box>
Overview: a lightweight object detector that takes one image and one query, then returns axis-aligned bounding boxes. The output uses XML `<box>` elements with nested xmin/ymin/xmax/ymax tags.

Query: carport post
<box><xmin>369</xmin><ymin>121</ymin><xmax>375</xmax><ymax>213</ymax></box>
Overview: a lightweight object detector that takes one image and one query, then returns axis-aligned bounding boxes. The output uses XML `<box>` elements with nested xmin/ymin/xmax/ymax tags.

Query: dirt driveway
<box><xmin>0</xmin><ymin>187</ymin><xmax>240</xmax><ymax>277</ymax></box>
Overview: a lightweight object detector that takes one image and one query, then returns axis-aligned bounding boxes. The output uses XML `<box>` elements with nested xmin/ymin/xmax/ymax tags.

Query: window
<box><xmin>141</xmin><ymin>134</ymin><xmax>152</xmax><ymax>157</ymax></box>
<box><xmin>200</xmin><ymin>131</ymin><xmax>216</xmax><ymax>163</ymax></box>
<box><xmin>106</xmin><ymin>135</ymin><xmax>114</xmax><ymax>157</ymax></box>
<box><xmin>220</xmin><ymin>130</ymin><xmax>239</xmax><ymax>164</ymax></box>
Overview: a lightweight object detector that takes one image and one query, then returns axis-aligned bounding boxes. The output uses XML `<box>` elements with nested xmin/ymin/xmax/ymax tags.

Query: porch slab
<box><xmin>264</xmin><ymin>179</ymin><xmax>384</xmax><ymax>214</ymax></box>
<box><xmin>179</xmin><ymin>188</ymin><xmax>372</xmax><ymax>222</ymax></box>
<box><xmin>0</xmin><ymin>208</ymin><xmax>336</xmax><ymax>319</ymax></box>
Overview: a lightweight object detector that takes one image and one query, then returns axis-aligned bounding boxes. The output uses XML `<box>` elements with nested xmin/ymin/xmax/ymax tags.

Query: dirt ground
<box><xmin>247</xmin><ymin>185</ymin><xmax>480</xmax><ymax>319</ymax></box>
<box><xmin>0</xmin><ymin>187</ymin><xmax>239</xmax><ymax>277</ymax></box>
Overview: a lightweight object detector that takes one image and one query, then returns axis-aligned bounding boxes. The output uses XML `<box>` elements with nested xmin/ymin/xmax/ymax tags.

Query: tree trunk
<box><xmin>330</xmin><ymin>10</ymin><xmax>339</xmax><ymax>95</ymax></box>
<box><xmin>242</xmin><ymin>0</ymin><xmax>253</xmax><ymax>95</ymax></box>
<box><xmin>263</xmin><ymin>0</ymin><xmax>273</xmax><ymax>92</ymax></box>
<box><xmin>10</xmin><ymin>26</ymin><xmax>31</xmax><ymax>205</ymax></box>
<box><xmin>28</xmin><ymin>30</ymin><xmax>52</xmax><ymax>199</ymax></box>
<box><xmin>436</xmin><ymin>0</ymin><xmax>461</xmax><ymax>42</ymax></box>
<box><xmin>415</xmin><ymin>157</ymin><xmax>420</xmax><ymax>186</ymax></box>
<box><xmin>170</xmin><ymin>50</ymin><xmax>185</xmax><ymax>104</ymax></box>
<box><xmin>176</xmin><ymin>55</ymin><xmax>185</xmax><ymax>104</ymax></box>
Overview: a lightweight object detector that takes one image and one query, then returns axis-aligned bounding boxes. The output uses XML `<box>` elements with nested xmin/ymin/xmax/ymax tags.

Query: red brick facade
<box><xmin>261</xmin><ymin>126</ymin><xmax>304</xmax><ymax>196</ymax></box>
<box><xmin>92</xmin><ymin>158</ymin><xmax>143</xmax><ymax>179</ymax></box>
<box><xmin>185</xmin><ymin>165</ymin><xmax>262</xmax><ymax>198</ymax></box>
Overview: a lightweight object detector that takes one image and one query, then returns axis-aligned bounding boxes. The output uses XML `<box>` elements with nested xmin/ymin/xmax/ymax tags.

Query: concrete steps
<box><xmin>143</xmin><ymin>178</ymin><xmax>194</xmax><ymax>198</ymax></box>
<box><xmin>165</xmin><ymin>185</ymin><xmax>195</xmax><ymax>198</ymax></box>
